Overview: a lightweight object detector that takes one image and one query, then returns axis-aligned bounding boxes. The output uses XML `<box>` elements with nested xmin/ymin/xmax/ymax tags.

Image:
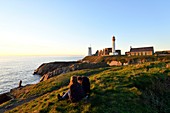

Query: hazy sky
<box><xmin>0</xmin><ymin>0</ymin><xmax>170</xmax><ymax>56</ymax></box>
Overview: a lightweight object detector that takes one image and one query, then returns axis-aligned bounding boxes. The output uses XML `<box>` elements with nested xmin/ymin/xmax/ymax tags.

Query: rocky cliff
<box><xmin>33</xmin><ymin>61</ymin><xmax>77</xmax><ymax>76</ymax></box>
<box><xmin>34</xmin><ymin>55</ymin><xmax>170</xmax><ymax>82</ymax></box>
<box><xmin>0</xmin><ymin>93</ymin><xmax>12</xmax><ymax>105</ymax></box>
<box><xmin>34</xmin><ymin>61</ymin><xmax>109</xmax><ymax>82</ymax></box>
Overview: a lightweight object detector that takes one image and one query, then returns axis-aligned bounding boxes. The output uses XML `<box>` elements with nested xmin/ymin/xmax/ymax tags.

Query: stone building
<box><xmin>126</xmin><ymin>46</ymin><xmax>154</xmax><ymax>56</ymax></box>
<box><xmin>102</xmin><ymin>48</ymin><xmax>112</xmax><ymax>56</ymax></box>
<box><xmin>97</xmin><ymin>48</ymin><xmax>121</xmax><ymax>56</ymax></box>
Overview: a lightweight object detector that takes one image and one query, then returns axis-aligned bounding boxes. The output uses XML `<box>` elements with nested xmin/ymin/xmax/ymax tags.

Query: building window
<box><xmin>148</xmin><ymin>52</ymin><xmax>150</xmax><ymax>55</ymax></box>
<box><xmin>145</xmin><ymin>52</ymin><xmax>147</xmax><ymax>55</ymax></box>
<box><xmin>143</xmin><ymin>52</ymin><xmax>146</xmax><ymax>55</ymax></box>
<box><xmin>147</xmin><ymin>52</ymin><xmax>151</xmax><ymax>55</ymax></box>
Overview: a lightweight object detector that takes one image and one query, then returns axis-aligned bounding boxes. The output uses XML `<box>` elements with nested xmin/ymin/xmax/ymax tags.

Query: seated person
<box><xmin>77</xmin><ymin>76</ymin><xmax>90</xmax><ymax>97</ymax></box>
<box><xmin>58</xmin><ymin>76</ymin><xmax>85</xmax><ymax>102</ymax></box>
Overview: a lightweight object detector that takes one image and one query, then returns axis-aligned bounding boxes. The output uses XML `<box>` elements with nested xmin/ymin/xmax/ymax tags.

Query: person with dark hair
<box><xmin>82</xmin><ymin>76</ymin><xmax>90</xmax><ymax>96</ymax></box>
<box><xmin>58</xmin><ymin>76</ymin><xmax>85</xmax><ymax>102</ymax></box>
<box><xmin>77</xmin><ymin>76</ymin><xmax>90</xmax><ymax>97</ymax></box>
<box><xmin>77</xmin><ymin>76</ymin><xmax>83</xmax><ymax>84</ymax></box>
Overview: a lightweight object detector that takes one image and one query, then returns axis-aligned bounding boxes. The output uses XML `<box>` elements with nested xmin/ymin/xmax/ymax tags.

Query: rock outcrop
<box><xmin>0</xmin><ymin>93</ymin><xmax>12</xmax><ymax>104</ymax></box>
<box><xmin>166</xmin><ymin>63</ymin><xmax>170</xmax><ymax>68</ymax></box>
<box><xmin>33</xmin><ymin>61</ymin><xmax>78</xmax><ymax>76</ymax></box>
<box><xmin>36</xmin><ymin>62</ymin><xmax>109</xmax><ymax>82</ymax></box>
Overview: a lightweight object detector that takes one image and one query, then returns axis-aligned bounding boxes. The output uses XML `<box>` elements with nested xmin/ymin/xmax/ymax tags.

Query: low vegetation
<box><xmin>82</xmin><ymin>55</ymin><xmax>170</xmax><ymax>64</ymax></box>
<box><xmin>1</xmin><ymin>60</ymin><xmax>170</xmax><ymax>113</ymax></box>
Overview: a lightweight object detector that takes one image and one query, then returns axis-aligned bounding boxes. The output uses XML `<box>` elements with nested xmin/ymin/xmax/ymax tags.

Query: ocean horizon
<box><xmin>0</xmin><ymin>56</ymin><xmax>83</xmax><ymax>94</ymax></box>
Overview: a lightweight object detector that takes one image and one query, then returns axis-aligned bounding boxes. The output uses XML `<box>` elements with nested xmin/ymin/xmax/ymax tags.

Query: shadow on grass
<box><xmin>79</xmin><ymin>67</ymin><xmax>111</xmax><ymax>77</ymax></box>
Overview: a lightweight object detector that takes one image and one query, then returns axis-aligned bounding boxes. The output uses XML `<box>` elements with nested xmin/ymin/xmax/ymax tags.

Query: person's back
<box><xmin>82</xmin><ymin>76</ymin><xmax>90</xmax><ymax>95</ymax></box>
<box><xmin>70</xmin><ymin>83</ymin><xmax>85</xmax><ymax>102</ymax></box>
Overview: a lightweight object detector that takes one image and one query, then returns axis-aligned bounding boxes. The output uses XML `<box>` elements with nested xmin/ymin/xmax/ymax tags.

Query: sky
<box><xmin>0</xmin><ymin>0</ymin><xmax>170</xmax><ymax>56</ymax></box>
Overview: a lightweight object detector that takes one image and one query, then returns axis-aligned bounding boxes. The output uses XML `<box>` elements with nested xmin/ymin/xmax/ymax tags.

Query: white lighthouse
<box><xmin>88</xmin><ymin>47</ymin><xmax>92</xmax><ymax>56</ymax></box>
<box><xmin>112</xmin><ymin>36</ymin><xmax>116</xmax><ymax>54</ymax></box>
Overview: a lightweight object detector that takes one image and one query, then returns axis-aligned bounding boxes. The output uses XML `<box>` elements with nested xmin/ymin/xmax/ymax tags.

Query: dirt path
<box><xmin>0</xmin><ymin>95</ymin><xmax>39</xmax><ymax>113</ymax></box>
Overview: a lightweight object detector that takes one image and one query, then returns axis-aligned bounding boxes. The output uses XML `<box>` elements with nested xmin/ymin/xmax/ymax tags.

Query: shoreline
<box><xmin>1</xmin><ymin>55</ymin><xmax>170</xmax><ymax>105</ymax></box>
<box><xmin>0</xmin><ymin>56</ymin><xmax>83</xmax><ymax>96</ymax></box>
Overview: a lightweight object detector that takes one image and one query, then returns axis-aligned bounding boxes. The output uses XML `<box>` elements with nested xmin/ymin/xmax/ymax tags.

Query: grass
<box><xmin>2</xmin><ymin>60</ymin><xmax>170</xmax><ymax>113</ymax></box>
<box><xmin>82</xmin><ymin>55</ymin><xmax>170</xmax><ymax>64</ymax></box>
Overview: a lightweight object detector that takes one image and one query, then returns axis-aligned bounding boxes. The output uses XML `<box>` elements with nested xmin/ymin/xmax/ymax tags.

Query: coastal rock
<box><xmin>166</xmin><ymin>63</ymin><xmax>170</xmax><ymax>68</ymax></box>
<box><xmin>108</xmin><ymin>61</ymin><xmax>122</xmax><ymax>66</ymax></box>
<box><xmin>33</xmin><ymin>61</ymin><xmax>78</xmax><ymax>76</ymax></box>
<box><xmin>0</xmin><ymin>93</ymin><xmax>12</xmax><ymax>104</ymax></box>
<box><xmin>38</xmin><ymin>62</ymin><xmax>109</xmax><ymax>82</ymax></box>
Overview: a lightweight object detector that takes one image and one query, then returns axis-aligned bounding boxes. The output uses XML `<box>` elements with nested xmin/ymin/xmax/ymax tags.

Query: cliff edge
<box><xmin>33</xmin><ymin>61</ymin><xmax>77</xmax><ymax>76</ymax></box>
<box><xmin>34</xmin><ymin>60</ymin><xmax>109</xmax><ymax>82</ymax></box>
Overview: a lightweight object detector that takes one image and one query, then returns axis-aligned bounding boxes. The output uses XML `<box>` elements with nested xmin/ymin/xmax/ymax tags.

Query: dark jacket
<box><xmin>69</xmin><ymin>83</ymin><xmax>85</xmax><ymax>102</ymax></box>
<box><xmin>82</xmin><ymin>77</ymin><xmax>90</xmax><ymax>95</ymax></box>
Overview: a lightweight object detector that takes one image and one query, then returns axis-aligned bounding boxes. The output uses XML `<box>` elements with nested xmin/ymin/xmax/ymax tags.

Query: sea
<box><xmin>0</xmin><ymin>56</ymin><xmax>83</xmax><ymax>94</ymax></box>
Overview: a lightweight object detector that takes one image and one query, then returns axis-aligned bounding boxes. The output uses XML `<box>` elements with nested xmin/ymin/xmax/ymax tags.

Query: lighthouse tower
<box><xmin>112</xmin><ymin>36</ymin><xmax>116</xmax><ymax>54</ymax></box>
<box><xmin>88</xmin><ymin>47</ymin><xmax>92</xmax><ymax>56</ymax></box>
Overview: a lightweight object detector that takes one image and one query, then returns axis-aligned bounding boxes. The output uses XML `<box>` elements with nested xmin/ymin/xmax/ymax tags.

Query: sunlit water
<box><xmin>0</xmin><ymin>56</ymin><xmax>83</xmax><ymax>94</ymax></box>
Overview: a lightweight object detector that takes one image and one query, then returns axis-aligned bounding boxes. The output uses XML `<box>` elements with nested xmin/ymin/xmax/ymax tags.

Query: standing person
<box><xmin>18</xmin><ymin>80</ymin><xmax>22</xmax><ymax>88</ymax></box>
<box><xmin>58</xmin><ymin>76</ymin><xmax>85</xmax><ymax>102</ymax></box>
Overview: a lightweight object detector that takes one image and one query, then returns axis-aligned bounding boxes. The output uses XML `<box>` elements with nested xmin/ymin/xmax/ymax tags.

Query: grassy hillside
<box><xmin>1</xmin><ymin>60</ymin><xmax>170</xmax><ymax>113</ymax></box>
<box><xmin>82</xmin><ymin>55</ymin><xmax>170</xmax><ymax>64</ymax></box>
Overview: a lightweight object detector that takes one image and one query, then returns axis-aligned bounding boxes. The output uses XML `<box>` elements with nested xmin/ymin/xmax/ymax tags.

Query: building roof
<box><xmin>130</xmin><ymin>47</ymin><xmax>154</xmax><ymax>52</ymax></box>
<box><xmin>104</xmin><ymin>48</ymin><xmax>112</xmax><ymax>50</ymax></box>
